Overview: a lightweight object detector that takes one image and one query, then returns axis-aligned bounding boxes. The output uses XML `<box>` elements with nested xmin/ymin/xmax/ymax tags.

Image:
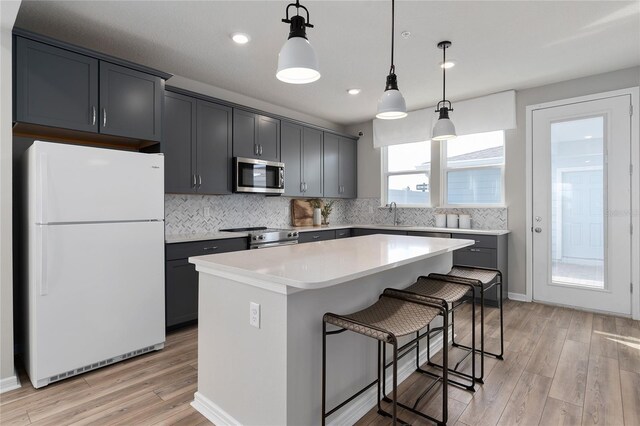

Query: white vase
<box><xmin>313</xmin><ymin>208</ymin><xmax>322</xmax><ymax>226</ymax></box>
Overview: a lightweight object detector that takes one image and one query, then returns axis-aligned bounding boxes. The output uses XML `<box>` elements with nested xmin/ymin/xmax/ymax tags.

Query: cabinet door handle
<box><xmin>203</xmin><ymin>246</ymin><xmax>219</xmax><ymax>251</ymax></box>
<box><xmin>313</xmin><ymin>236</ymin><xmax>320</xmax><ymax>239</ymax></box>
<box><xmin>300</xmin><ymin>182</ymin><xmax>304</xmax><ymax>193</ymax></box>
<box><xmin>259</xmin><ymin>145</ymin><xmax>263</xmax><ymax>156</ymax></box>
<box><xmin>198</xmin><ymin>175</ymin><xmax>202</xmax><ymax>188</ymax></box>
<box><xmin>192</xmin><ymin>175</ymin><xmax>197</xmax><ymax>188</ymax></box>
<box><xmin>91</xmin><ymin>106</ymin><xmax>96</xmax><ymax>125</ymax></box>
<box><xmin>304</xmin><ymin>182</ymin><xmax>307</xmax><ymax>192</ymax></box>
<box><xmin>102</xmin><ymin>108</ymin><xmax>107</xmax><ymax>127</ymax></box>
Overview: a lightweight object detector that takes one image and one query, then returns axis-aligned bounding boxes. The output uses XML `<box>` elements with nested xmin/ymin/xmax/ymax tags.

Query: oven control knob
<box><xmin>252</xmin><ymin>236</ymin><xmax>258</xmax><ymax>240</ymax></box>
<box><xmin>287</xmin><ymin>233</ymin><xmax>292</xmax><ymax>237</ymax></box>
<box><xmin>293</xmin><ymin>232</ymin><xmax>298</xmax><ymax>237</ymax></box>
<box><xmin>258</xmin><ymin>235</ymin><xmax>265</xmax><ymax>240</ymax></box>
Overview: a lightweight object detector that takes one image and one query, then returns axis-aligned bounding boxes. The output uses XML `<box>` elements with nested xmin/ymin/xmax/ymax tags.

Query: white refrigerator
<box><xmin>24</xmin><ymin>141</ymin><xmax>166</xmax><ymax>388</ymax></box>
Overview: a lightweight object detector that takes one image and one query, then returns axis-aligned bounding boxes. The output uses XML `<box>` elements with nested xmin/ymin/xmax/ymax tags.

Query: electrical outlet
<box><xmin>249</xmin><ymin>302</ymin><xmax>260</xmax><ymax>328</ymax></box>
<box><xmin>204</xmin><ymin>207</ymin><xmax>211</xmax><ymax>218</ymax></box>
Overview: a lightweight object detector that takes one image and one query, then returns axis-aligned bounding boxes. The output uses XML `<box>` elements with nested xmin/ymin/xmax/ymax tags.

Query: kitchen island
<box><xmin>189</xmin><ymin>234</ymin><xmax>474</xmax><ymax>425</ymax></box>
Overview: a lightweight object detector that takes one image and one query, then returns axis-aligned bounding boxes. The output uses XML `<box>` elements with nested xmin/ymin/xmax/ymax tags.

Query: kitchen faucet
<box><xmin>387</xmin><ymin>202</ymin><xmax>400</xmax><ymax>226</ymax></box>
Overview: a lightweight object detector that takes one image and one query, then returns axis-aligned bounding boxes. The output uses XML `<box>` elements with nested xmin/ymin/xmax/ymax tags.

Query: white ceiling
<box><xmin>15</xmin><ymin>1</ymin><xmax>640</xmax><ymax>126</ymax></box>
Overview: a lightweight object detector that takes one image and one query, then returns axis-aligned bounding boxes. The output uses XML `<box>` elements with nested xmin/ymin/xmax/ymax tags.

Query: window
<box><xmin>442</xmin><ymin>130</ymin><xmax>505</xmax><ymax>206</ymax></box>
<box><xmin>383</xmin><ymin>141</ymin><xmax>431</xmax><ymax>206</ymax></box>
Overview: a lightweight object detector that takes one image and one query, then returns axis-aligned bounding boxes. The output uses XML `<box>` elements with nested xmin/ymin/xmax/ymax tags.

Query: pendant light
<box><xmin>376</xmin><ymin>0</ymin><xmax>407</xmax><ymax>120</ymax></box>
<box><xmin>276</xmin><ymin>0</ymin><xmax>320</xmax><ymax>84</ymax></box>
<box><xmin>432</xmin><ymin>41</ymin><xmax>456</xmax><ymax>140</ymax></box>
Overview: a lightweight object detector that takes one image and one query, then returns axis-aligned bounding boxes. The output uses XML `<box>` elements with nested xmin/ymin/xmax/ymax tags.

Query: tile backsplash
<box><xmin>165</xmin><ymin>195</ymin><xmax>507</xmax><ymax>237</ymax></box>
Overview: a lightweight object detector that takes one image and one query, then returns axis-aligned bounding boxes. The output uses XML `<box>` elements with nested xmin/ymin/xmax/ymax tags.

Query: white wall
<box><xmin>0</xmin><ymin>0</ymin><xmax>21</xmax><ymax>388</ymax></box>
<box><xmin>168</xmin><ymin>74</ymin><xmax>346</xmax><ymax>134</ymax></box>
<box><xmin>347</xmin><ymin>66</ymin><xmax>640</xmax><ymax>296</ymax></box>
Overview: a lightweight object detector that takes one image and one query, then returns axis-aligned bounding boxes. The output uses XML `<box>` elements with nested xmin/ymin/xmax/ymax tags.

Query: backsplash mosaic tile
<box><xmin>165</xmin><ymin>195</ymin><xmax>507</xmax><ymax>237</ymax></box>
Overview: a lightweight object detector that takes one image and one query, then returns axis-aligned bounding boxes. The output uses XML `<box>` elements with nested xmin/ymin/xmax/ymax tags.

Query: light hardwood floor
<box><xmin>1</xmin><ymin>300</ymin><xmax>639</xmax><ymax>425</ymax></box>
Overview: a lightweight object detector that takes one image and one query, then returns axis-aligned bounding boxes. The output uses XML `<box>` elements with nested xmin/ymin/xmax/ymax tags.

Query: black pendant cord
<box><xmin>442</xmin><ymin>44</ymin><xmax>446</xmax><ymax>104</ymax></box>
<box><xmin>390</xmin><ymin>0</ymin><xmax>396</xmax><ymax>75</ymax></box>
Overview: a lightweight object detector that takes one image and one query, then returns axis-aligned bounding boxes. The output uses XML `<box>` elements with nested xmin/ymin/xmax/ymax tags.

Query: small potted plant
<box><xmin>321</xmin><ymin>200</ymin><xmax>334</xmax><ymax>226</ymax></box>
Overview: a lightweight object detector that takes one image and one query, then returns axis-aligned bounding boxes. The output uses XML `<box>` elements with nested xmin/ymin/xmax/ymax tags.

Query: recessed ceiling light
<box><xmin>440</xmin><ymin>60</ymin><xmax>456</xmax><ymax>69</ymax></box>
<box><xmin>231</xmin><ymin>33</ymin><xmax>250</xmax><ymax>44</ymax></box>
<box><xmin>584</xmin><ymin>135</ymin><xmax>593</xmax><ymax>139</ymax></box>
<box><xmin>347</xmin><ymin>88</ymin><xmax>361</xmax><ymax>95</ymax></box>
<box><xmin>401</xmin><ymin>31</ymin><xmax>411</xmax><ymax>39</ymax></box>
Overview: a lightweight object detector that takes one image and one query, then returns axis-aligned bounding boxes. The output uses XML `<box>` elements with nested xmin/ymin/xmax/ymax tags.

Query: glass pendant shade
<box><xmin>376</xmin><ymin>89</ymin><xmax>407</xmax><ymax>119</ymax></box>
<box><xmin>432</xmin><ymin>108</ymin><xmax>457</xmax><ymax>140</ymax></box>
<box><xmin>276</xmin><ymin>36</ymin><xmax>320</xmax><ymax>84</ymax></box>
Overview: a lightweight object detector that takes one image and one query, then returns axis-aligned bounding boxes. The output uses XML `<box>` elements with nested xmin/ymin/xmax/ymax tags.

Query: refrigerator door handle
<box><xmin>38</xmin><ymin>153</ymin><xmax>48</xmax><ymax>224</ymax></box>
<box><xmin>39</xmin><ymin>226</ymin><xmax>48</xmax><ymax>296</ymax></box>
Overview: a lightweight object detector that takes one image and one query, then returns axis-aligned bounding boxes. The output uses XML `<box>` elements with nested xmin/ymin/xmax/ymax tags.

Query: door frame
<box><xmin>525</xmin><ymin>87</ymin><xmax>640</xmax><ymax>319</ymax></box>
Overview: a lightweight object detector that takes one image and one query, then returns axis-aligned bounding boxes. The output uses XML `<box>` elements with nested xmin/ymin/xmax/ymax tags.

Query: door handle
<box><xmin>535</xmin><ymin>227</ymin><xmax>542</xmax><ymax>233</ymax></box>
<box><xmin>203</xmin><ymin>246</ymin><xmax>219</xmax><ymax>251</ymax></box>
<box><xmin>259</xmin><ymin>145</ymin><xmax>263</xmax><ymax>156</ymax></box>
<box><xmin>39</xmin><ymin>226</ymin><xmax>48</xmax><ymax>296</ymax></box>
<box><xmin>300</xmin><ymin>182</ymin><xmax>304</xmax><ymax>193</ymax></box>
<box><xmin>192</xmin><ymin>175</ymin><xmax>197</xmax><ymax>188</ymax></box>
<box><xmin>102</xmin><ymin>108</ymin><xmax>107</xmax><ymax>127</ymax></box>
<box><xmin>91</xmin><ymin>106</ymin><xmax>96</xmax><ymax>126</ymax></box>
<box><xmin>313</xmin><ymin>236</ymin><xmax>320</xmax><ymax>239</ymax></box>
<box><xmin>198</xmin><ymin>175</ymin><xmax>202</xmax><ymax>188</ymax></box>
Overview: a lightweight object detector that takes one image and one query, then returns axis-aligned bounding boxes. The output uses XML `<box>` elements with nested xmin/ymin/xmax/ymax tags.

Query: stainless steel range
<box><xmin>220</xmin><ymin>227</ymin><xmax>299</xmax><ymax>249</ymax></box>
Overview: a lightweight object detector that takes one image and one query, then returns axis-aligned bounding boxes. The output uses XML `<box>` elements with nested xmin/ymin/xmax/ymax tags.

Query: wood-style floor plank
<box><xmin>2</xmin><ymin>305</ymin><xmax>639</xmax><ymax>426</ymax></box>
<box><xmin>620</xmin><ymin>370</ymin><xmax>640</xmax><ymax>426</ymax></box>
<box><xmin>539</xmin><ymin>397</ymin><xmax>583</xmax><ymax>425</ymax></box>
<box><xmin>548</xmin><ymin>340</ymin><xmax>590</xmax><ymax>405</ymax></box>
<box><xmin>582</xmin><ymin>355</ymin><xmax>624</xmax><ymax>426</ymax></box>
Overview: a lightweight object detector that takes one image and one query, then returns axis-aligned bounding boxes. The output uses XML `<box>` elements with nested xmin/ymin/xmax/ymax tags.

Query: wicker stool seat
<box><xmin>405</xmin><ymin>276</ymin><xmax>470</xmax><ymax>304</ymax></box>
<box><xmin>322</xmin><ymin>293</ymin><xmax>449</xmax><ymax>425</ymax></box>
<box><xmin>324</xmin><ymin>296</ymin><xmax>440</xmax><ymax>343</ymax></box>
<box><xmin>449</xmin><ymin>265</ymin><xmax>499</xmax><ymax>284</ymax></box>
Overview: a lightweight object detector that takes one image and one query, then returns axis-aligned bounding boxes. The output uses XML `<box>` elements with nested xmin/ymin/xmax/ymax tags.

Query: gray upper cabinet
<box><xmin>196</xmin><ymin>100</ymin><xmax>233</xmax><ymax>194</ymax></box>
<box><xmin>281</xmin><ymin>121</ymin><xmax>323</xmax><ymax>197</ymax></box>
<box><xmin>162</xmin><ymin>91</ymin><xmax>232</xmax><ymax>195</ymax></box>
<box><xmin>99</xmin><ymin>62</ymin><xmax>162</xmax><ymax>141</ymax></box>
<box><xmin>163</xmin><ymin>91</ymin><xmax>196</xmax><ymax>194</ymax></box>
<box><xmin>14</xmin><ymin>37</ymin><xmax>99</xmax><ymax>133</ymax></box>
<box><xmin>14</xmin><ymin>34</ymin><xmax>167</xmax><ymax>142</ymax></box>
<box><xmin>281</xmin><ymin>122</ymin><xmax>304</xmax><ymax>196</ymax></box>
<box><xmin>233</xmin><ymin>109</ymin><xmax>280</xmax><ymax>161</ymax></box>
<box><xmin>323</xmin><ymin>133</ymin><xmax>357</xmax><ymax>198</ymax></box>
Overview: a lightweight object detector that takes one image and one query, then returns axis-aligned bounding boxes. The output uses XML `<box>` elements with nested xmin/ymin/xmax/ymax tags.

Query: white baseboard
<box><xmin>0</xmin><ymin>371</ymin><xmax>21</xmax><ymax>394</ymax></box>
<box><xmin>327</xmin><ymin>328</ymin><xmax>448</xmax><ymax>426</ymax></box>
<box><xmin>508</xmin><ymin>292</ymin><xmax>530</xmax><ymax>302</ymax></box>
<box><xmin>191</xmin><ymin>330</ymin><xmax>450</xmax><ymax>426</ymax></box>
<box><xmin>191</xmin><ymin>391</ymin><xmax>241</xmax><ymax>426</ymax></box>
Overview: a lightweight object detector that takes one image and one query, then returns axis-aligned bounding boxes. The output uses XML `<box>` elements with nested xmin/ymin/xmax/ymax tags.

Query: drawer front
<box><xmin>407</xmin><ymin>231</ymin><xmax>451</xmax><ymax>239</ymax></box>
<box><xmin>452</xmin><ymin>233</ymin><xmax>497</xmax><ymax>249</ymax></box>
<box><xmin>298</xmin><ymin>230</ymin><xmax>335</xmax><ymax>243</ymax></box>
<box><xmin>352</xmin><ymin>228</ymin><xmax>408</xmax><ymax>236</ymax></box>
<box><xmin>166</xmin><ymin>238</ymin><xmax>248</xmax><ymax>260</ymax></box>
<box><xmin>335</xmin><ymin>229</ymin><xmax>352</xmax><ymax>239</ymax></box>
<box><xmin>453</xmin><ymin>247</ymin><xmax>497</xmax><ymax>268</ymax></box>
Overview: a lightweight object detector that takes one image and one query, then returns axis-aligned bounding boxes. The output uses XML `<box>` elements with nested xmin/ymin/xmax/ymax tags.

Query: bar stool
<box><xmin>322</xmin><ymin>292</ymin><xmax>448</xmax><ymax>425</ymax></box>
<box><xmin>386</xmin><ymin>274</ymin><xmax>477</xmax><ymax>391</ymax></box>
<box><xmin>446</xmin><ymin>265</ymin><xmax>504</xmax><ymax>382</ymax></box>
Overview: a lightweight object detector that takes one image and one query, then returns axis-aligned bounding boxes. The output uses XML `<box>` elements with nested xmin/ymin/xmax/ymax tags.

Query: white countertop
<box><xmin>189</xmin><ymin>234</ymin><xmax>474</xmax><ymax>290</ymax></box>
<box><xmin>167</xmin><ymin>224</ymin><xmax>509</xmax><ymax>243</ymax></box>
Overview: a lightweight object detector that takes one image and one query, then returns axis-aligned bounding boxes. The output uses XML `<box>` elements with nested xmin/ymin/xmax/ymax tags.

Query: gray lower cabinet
<box><xmin>14</xmin><ymin>37</ymin><xmax>99</xmax><ymax>133</ymax></box>
<box><xmin>162</xmin><ymin>91</ymin><xmax>232</xmax><ymax>195</ymax></box>
<box><xmin>14</xmin><ymin>35</ymin><xmax>164</xmax><ymax>142</ymax></box>
<box><xmin>335</xmin><ymin>229</ymin><xmax>352</xmax><ymax>239</ymax></box>
<box><xmin>165</xmin><ymin>238</ymin><xmax>247</xmax><ymax>327</ymax></box>
<box><xmin>407</xmin><ymin>231</ymin><xmax>452</xmax><ymax>238</ymax></box>
<box><xmin>451</xmin><ymin>233</ymin><xmax>508</xmax><ymax>306</ymax></box>
<box><xmin>99</xmin><ymin>62</ymin><xmax>163</xmax><ymax>141</ymax></box>
<box><xmin>281</xmin><ymin>121</ymin><xmax>323</xmax><ymax>197</ymax></box>
<box><xmin>323</xmin><ymin>133</ymin><xmax>357</xmax><ymax>198</ymax></box>
<box><xmin>233</xmin><ymin>109</ymin><xmax>280</xmax><ymax>162</ymax></box>
<box><xmin>298</xmin><ymin>230</ymin><xmax>336</xmax><ymax>243</ymax></box>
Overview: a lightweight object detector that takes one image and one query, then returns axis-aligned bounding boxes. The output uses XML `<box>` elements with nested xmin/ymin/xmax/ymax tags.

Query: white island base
<box><xmin>189</xmin><ymin>235</ymin><xmax>474</xmax><ymax>425</ymax></box>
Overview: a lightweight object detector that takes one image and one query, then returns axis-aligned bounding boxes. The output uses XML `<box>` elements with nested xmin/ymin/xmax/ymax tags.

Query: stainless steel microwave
<box><xmin>234</xmin><ymin>157</ymin><xmax>285</xmax><ymax>194</ymax></box>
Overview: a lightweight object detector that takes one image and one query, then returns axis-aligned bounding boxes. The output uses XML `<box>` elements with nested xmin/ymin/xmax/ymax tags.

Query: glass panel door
<box><xmin>550</xmin><ymin>116</ymin><xmax>605</xmax><ymax>288</ymax></box>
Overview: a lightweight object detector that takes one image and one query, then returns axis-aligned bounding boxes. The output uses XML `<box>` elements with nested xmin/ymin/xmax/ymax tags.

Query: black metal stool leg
<box><xmin>322</xmin><ymin>321</ymin><xmax>326</xmax><ymax>426</ymax></box>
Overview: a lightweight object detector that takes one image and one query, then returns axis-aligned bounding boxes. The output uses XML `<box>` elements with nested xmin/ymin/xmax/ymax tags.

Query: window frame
<box><xmin>381</xmin><ymin>141</ymin><xmax>432</xmax><ymax>208</ymax></box>
<box><xmin>440</xmin><ymin>131</ymin><xmax>506</xmax><ymax>208</ymax></box>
